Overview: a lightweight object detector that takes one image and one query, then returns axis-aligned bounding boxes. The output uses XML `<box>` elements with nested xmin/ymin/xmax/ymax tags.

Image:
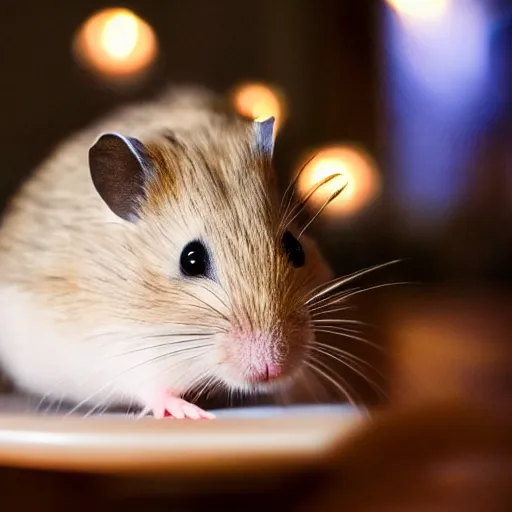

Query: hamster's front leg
<box><xmin>150</xmin><ymin>389</ymin><xmax>215</xmax><ymax>420</ymax></box>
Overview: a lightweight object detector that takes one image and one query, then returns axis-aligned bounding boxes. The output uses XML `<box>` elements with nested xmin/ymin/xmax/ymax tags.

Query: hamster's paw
<box><xmin>152</xmin><ymin>390</ymin><xmax>215</xmax><ymax>420</ymax></box>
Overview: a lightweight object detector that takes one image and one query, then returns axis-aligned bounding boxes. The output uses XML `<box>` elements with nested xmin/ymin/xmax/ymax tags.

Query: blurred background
<box><xmin>0</xmin><ymin>0</ymin><xmax>511</xmax><ymax>411</ymax></box>
<box><xmin>0</xmin><ymin>2</ymin><xmax>512</xmax><ymax>510</ymax></box>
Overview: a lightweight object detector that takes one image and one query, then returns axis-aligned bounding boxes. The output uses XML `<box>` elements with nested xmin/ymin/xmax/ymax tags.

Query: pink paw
<box><xmin>152</xmin><ymin>392</ymin><xmax>215</xmax><ymax>420</ymax></box>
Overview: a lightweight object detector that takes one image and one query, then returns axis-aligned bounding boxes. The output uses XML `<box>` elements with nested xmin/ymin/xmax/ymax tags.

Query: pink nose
<box><xmin>247</xmin><ymin>362</ymin><xmax>282</xmax><ymax>383</ymax></box>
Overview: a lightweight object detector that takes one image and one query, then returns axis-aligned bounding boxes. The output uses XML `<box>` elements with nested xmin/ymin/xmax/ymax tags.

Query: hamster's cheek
<box><xmin>122</xmin><ymin>342</ymin><xmax>217</xmax><ymax>408</ymax></box>
<box><xmin>299</xmin><ymin>233</ymin><xmax>333</xmax><ymax>285</ymax></box>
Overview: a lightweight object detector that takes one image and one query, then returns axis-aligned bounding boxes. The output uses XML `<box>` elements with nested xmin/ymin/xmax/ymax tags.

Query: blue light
<box><xmin>381</xmin><ymin>0</ymin><xmax>508</xmax><ymax>230</ymax></box>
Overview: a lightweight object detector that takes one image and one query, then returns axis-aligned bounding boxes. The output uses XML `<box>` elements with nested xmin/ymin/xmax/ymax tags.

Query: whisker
<box><xmin>141</xmin><ymin>331</ymin><xmax>219</xmax><ymax>340</ymax></box>
<box><xmin>136</xmin><ymin>406</ymin><xmax>151</xmax><ymax>420</ymax></box>
<box><xmin>307</xmin><ymin>270</ymin><xmax>359</xmax><ymax>299</ymax></box>
<box><xmin>65</xmin><ymin>343</ymin><xmax>212</xmax><ymax>417</ymax></box>
<box><xmin>309</xmin><ymin>305</ymin><xmax>354</xmax><ymax>317</ymax></box>
<box><xmin>307</xmin><ymin>280</ymin><xmax>407</xmax><ymax>317</ymax></box>
<box><xmin>316</xmin><ymin>281</ymin><xmax>411</xmax><ymax>308</ymax></box>
<box><xmin>125</xmin><ymin>395</ymin><xmax>135</xmax><ymax>418</ymax></box>
<box><xmin>81</xmin><ymin>390</ymin><xmax>113</xmax><ymax>418</ymax></box>
<box><xmin>311</xmin><ymin>318</ymin><xmax>366</xmax><ymax>327</ymax></box>
<box><xmin>99</xmin><ymin>396</ymin><xmax>122</xmax><ymax>417</ymax></box>
<box><xmin>43</xmin><ymin>396</ymin><xmax>60</xmax><ymax>415</ymax></box>
<box><xmin>317</xmin><ymin>326</ymin><xmax>363</xmax><ymax>337</ymax></box>
<box><xmin>307</xmin><ymin>287</ymin><xmax>360</xmax><ymax>312</ymax></box>
<box><xmin>306</xmin><ymin>260</ymin><xmax>402</xmax><ymax>305</ymax></box>
<box><xmin>314</xmin><ymin>327</ymin><xmax>384</xmax><ymax>353</ymax></box>
<box><xmin>84</xmin><ymin>324</ymin><xmax>223</xmax><ymax>345</ymax></box>
<box><xmin>207</xmin><ymin>378</ymin><xmax>225</xmax><ymax>403</ymax></box>
<box><xmin>193</xmin><ymin>281</ymin><xmax>231</xmax><ymax>315</ymax></box>
<box><xmin>34</xmin><ymin>393</ymin><xmax>51</xmax><ymax>413</ymax></box>
<box><xmin>282</xmin><ymin>173</ymin><xmax>345</xmax><ymax>230</ymax></box>
<box><xmin>83</xmin><ymin>389</ymin><xmax>119</xmax><ymax>418</ymax></box>
<box><xmin>132</xmin><ymin>346</ymin><xmax>216</xmax><ymax>408</ymax></box>
<box><xmin>278</xmin><ymin>152</ymin><xmax>317</xmax><ymax>219</ymax></box>
<box><xmin>310</xmin><ymin>355</ymin><xmax>369</xmax><ymax>415</ymax></box>
<box><xmin>54</xmin><ymin>394</ymin><xmax>66</xmax><ymax>415</ymax></box>
<box><xmin>185</xmin><ymin>370</ymin><xmax>213</xmax><ymax>402</ymax></box>
<box><xmin>189</xmin><ymin>373</ymin><xmax>217</xmax><ymax>405</ymax></box>
<box><xmin>314</xmin><ymin>341</ymin><xmax>387</xmax><ymax>378</ymax></box>
<box><xmin>159</xmin><ymin>322</ymin><xmax>228</xmax><ymax>333</ymax></box>
<box><xmin>311</xmin><ymin>321</ymin><xmax>364</xmax><ymax>336</ymax></box>
<box><xmin>314</xmin><ymin>322</ymin><xmax>363</xmax><ymax>335</ymax></box>
<box><xmin>310</xmin><ymin>346</ymin><xmax>388</xmax><ymax>401</ymax></box>
<box><xmin>304</xmin><ymin>359</ymin><xmax>357</xmax><ymax>409</ymax></box>
<box><xmin>178</xmin><ymin>288</ymin><xmax>231</xmax><ymax>324</ymax></box>
<box><xmin>105</xmin><ymin>336</ymin><xmax>212</xmax><ymax>359</ymax></box>
<box><xmin>297</xmin><ymin>182</ymin><xmax>348</xmax><ymax>239</ymax></box>
<box><xmin>138</xmin><ymin>355</ymin><xmax>209</xmax><ymax>418</ymax></box>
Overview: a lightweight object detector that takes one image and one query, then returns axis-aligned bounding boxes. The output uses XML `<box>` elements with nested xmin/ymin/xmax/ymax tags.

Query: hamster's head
<box><xmin>88</xmin><ymin>113</ymin><xmax>334</xmax><ymax>398</ymax></box>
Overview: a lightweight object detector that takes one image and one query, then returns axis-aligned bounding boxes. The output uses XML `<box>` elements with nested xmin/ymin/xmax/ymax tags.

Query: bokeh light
<box><xmin>73</xmin><ymin>8</ymin><xmax>158</xmax><ymax>79</ymax></box>
<box><xmin>231</xmin><ymin>82</ymin><xmax>286</xmax><ymax>135</ymax></box>
<box><xmin>386</xmin><ymin>0</ymin><xmax>449</xmax><ymax>19</ymax></box>
<box><xmin>296</xmin><ymin>145</ymin><xmax>381</xmax><ymax>218</ymax></box>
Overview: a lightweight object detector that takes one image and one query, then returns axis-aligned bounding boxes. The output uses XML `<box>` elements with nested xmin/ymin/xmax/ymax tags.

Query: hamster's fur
<box><xmin>0</xmin><ymin>87</ymin><xmax>333</xmax><ymax>417</ymax></box>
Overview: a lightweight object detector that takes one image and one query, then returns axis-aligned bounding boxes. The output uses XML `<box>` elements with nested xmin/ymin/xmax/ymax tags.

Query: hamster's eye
<box><xmin>180</xmin><ymin>241</ymin><xmax>209</xmax><ymax>277</ymax></box>
<box><xmin>282</xmin><ymin>231</ymin><xmax>305</xmax><ymax>268</ymax></box>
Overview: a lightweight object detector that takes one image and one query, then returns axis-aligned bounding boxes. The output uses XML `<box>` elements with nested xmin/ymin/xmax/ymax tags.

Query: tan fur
<box><xmin>0</xmin><ymin>86</ymin><xmax>332</xmax><ymax>411</ymax></box>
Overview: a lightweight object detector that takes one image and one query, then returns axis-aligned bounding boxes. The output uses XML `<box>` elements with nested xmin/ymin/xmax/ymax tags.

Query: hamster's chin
<box><xmin>218</xmin><ymin>367</ymin><xmax>301</xmax><ymax>395</ymax></box>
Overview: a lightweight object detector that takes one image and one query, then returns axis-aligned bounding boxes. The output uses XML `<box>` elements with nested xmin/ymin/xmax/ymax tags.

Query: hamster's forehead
<box><xmin>140</xmin><ymin>123</ymin><xmax>292</xmax><ymax>294</ymax></box>
<box><xmin>143</xmin><ymin>122</ymin><xmax>279</xmax><ymax>230</ymax></box>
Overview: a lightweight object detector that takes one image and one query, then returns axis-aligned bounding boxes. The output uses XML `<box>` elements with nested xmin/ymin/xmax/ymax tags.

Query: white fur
<box><xmin>0</xmin><ymin>87</ymin><xmax>333</xmax><ymax>413</ymax></box>
<box><xmin>0</xmin><ymin>285</ymin><xmax>217</xmax><ymax>410</ymax></box>
<box><xmin>0</xmin><ymin>286</ymin><xmax>99</xmax><ymax>402</ymax></box>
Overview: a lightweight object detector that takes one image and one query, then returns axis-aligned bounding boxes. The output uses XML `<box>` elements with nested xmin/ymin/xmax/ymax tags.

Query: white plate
<box><xmin>0</xmin><ymin>394</ymin><xmax>364</xmax><ymax>477</ymax></box>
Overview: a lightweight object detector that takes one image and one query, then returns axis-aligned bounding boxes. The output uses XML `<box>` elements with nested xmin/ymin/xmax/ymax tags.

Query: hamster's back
<box><xmin>0</xmin><ymin>87</ymin><xmax>239</xmax><ymax>281</ymax></box>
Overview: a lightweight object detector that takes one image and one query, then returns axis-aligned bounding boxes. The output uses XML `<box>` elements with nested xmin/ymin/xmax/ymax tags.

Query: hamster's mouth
<box><xmin>247</xmin><ymin>375</ymin><xmax>296</xmax><ymax>394</ymax></box>
<box><xmin>215</xmin><ymin>325</ymin><xmax>311</xmax><ymax>393</ymax></box>
<box><xmin>218</xmin><ymin>362</ymin><xmax>305</xmax><ymax>396</ymax></box>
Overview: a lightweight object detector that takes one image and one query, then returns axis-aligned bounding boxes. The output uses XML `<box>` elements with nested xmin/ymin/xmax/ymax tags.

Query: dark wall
<box><xmin>0</xmin><ymin>1</ymin><xmax>377</xmax><ymax>199</ymax></box>
<box><xmin>0</xmin><ymin>1</ymin><xmax>511</xmax><ymax>286</ymax></box>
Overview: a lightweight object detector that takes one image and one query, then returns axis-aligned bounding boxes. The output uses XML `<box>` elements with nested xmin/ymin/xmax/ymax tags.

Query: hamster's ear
<box><xmin>89</xmin><ymin>132</ymin><xmax>153</xmax><ymax>222</ymax></box>
<box><xmin>254</xmin><ymin>117</ymin><xmax>275</xmax><ymax>160</ymax></box>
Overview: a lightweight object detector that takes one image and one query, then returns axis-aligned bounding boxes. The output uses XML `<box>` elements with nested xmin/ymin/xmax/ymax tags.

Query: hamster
<box><xmin>0</xmin><ymin>87</ymin><xmax>335</xmax><ymax>419</ymax></box>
